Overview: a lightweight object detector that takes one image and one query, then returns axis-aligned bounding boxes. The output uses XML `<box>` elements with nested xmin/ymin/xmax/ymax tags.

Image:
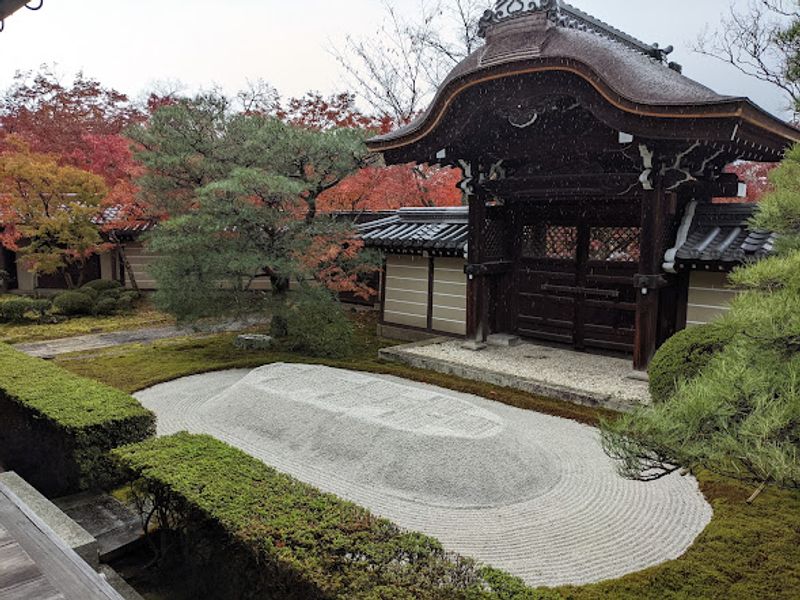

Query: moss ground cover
<box><xmin>0</xmin><ymin>304</ymin><xmax>173</xmax><ymax>344</ymax></box>
<box><xmin>55</xmin><ymin>312</ymin><xmax>800</xmax><ymax>599</ymax></box>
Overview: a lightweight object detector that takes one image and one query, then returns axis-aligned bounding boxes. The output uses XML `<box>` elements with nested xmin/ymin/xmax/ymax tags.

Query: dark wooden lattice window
<box><xmin>522</xmin><ymin>224</ymin><xmax>578</xmax><ymax>259</ymax></box>
<box><xmin>589</xmin><ymin>227</ymin><xmax>641</xmax><ymax>262</ymax></box>
<box><xmin>482</xmin><ymin>218</ymin><xmax>507</xmax><ymax>260</ymax></box>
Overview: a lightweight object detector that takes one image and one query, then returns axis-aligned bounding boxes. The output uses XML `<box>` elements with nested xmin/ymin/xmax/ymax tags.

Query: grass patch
<box><xmin>0</xmin><ymin>304</ymin><xmax>173</xmax><ymax>345</ymax></box>
<box><xmin>55</xmin><ymin>312</ymin><xmax>800</xmax><ymax>599</ymax></box>
<box><xmin>56</xmin><ymin>314</ymin><xmax>610</xmax><ymax>427</ymax></box>
<box><xmin>557</xmin><ymin>473</ymin><xmax>800</xmax><ymax>600</ymax></box>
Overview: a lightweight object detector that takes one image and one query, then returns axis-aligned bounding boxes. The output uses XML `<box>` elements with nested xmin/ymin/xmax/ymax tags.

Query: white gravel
<box><xmin>136</xmin><ymin>364</ymin><xmax>711</xmax><ymax>587</ymax></box>
<box><xmin>403</xmin><ymin>340</ymin><xmax>652</xmax><ymax>406</ymax></box>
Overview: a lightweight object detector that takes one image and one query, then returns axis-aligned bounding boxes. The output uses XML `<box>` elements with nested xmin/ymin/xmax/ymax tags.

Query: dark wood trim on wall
<box><xmin>379</xmin><ymin>256</ymin><xmax>388</xmax><ymax>326</ymax></box>
<box><xmin>377</xmin><ymin>319</ymin><xmax>467</xmax><ymax>340</ymax></box>
<box><xmin>427</xmin><ymin>255</ymin><xmax>435</xmax><ymax>331</ymax></box>
<box><xmin>674</xmin><ymin>270</ymin><xmax>690</xmax><ymax>332</ymax></box>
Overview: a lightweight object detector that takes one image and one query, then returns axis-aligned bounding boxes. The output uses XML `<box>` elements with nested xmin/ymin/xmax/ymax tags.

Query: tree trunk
<box><xmin>112</xmin><ymin>234</ymin><xmax>140</xmax><ymax>293</ymax></box>
<box><xmin>305</xmin><ymin>196</ymin><xmax>317</xmax><ymax>225</ymax></box>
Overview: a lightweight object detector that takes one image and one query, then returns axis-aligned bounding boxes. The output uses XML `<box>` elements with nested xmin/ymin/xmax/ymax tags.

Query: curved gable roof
<box><xmin>368</xmin><ymin>6</ymin><xmax>799</xmax><ymax>158</ymax></box>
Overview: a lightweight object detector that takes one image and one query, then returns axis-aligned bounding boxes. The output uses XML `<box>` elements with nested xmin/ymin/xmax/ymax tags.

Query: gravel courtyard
<box><xmin>135</xmin><ymin>363</ymin><xmax>712</xmax><ymax>587</ymax></box>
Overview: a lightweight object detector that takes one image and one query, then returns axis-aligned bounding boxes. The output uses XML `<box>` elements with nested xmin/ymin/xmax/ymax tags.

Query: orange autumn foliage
<box><xmin>319</xmin><ymin>163</ymin><xmax>462</xmax><ymax>212</ymax></box>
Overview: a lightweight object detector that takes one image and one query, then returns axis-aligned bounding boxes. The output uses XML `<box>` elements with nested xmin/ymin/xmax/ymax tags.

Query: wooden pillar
<box><xmin>634</xmin><ymin>186</ymin><xmax>672</xmax><ymax>370</ymax></box>
<box><xmin>465</xmin><ymin>161</ymin><xmax>489</xmax><ymax>347</ymax></box>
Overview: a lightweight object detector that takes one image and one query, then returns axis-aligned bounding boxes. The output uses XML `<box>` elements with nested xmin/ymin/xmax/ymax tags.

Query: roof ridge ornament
<box><xmin>478</xmin><ymin>0</ymin><xmax>562</xmax><ymax>38</ymax></box>
<box><xmin>478</xmin><ymin>0</ymin><xmax>682</xmax><ymax>70</ymax></box>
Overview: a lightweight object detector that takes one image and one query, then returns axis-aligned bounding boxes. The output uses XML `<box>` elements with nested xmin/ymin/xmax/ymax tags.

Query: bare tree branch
<box><xmin>695</xmin><ymin>1</ymin><xmax>800</xmax><ymax>116</ymax></box>
<box><xmin>331</xmin><ymin>0</ymin><xmax>492</xmax><ymax>127</ymax></box>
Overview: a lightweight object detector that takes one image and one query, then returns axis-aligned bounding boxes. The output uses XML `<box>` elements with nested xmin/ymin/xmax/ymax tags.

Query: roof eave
<box><xmin>0</xmin><ymin>0</ymin><xmax>29</xmax><ymax>21</ymax></box>
<box><xmin>367</xmin><ymin>59</ymin><xmax>800</xmax><ymax>160</ymax></box>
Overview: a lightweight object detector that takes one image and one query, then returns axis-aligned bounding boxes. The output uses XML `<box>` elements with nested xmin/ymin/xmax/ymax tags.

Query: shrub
<box><xmin>78</xmin><ymin>286</ymin><xmax>100</xmax><ymax>302</ymax></box>
<box><xmin>94</xmin><ymin>297</ymin><xmax>120</xmax><ymax>316</ymax></box>
<box><xmin>282</xmin><ymin>287</ymin><xmax>355</xmax><ymax>358</ymax></box>
<box><xmin>648</xmin><ymin>323</ymin><xmax>733</xmax><ymax>403</ymax></box>
<box><xmin>83</xmin><ymin>279</ymin><xmax>123</xmax><ymax>293</ymax></box>
<box><xmin>114</xmin><ymin>434</ymin><xmax>556</xmax><ymax>600</ymax></box>
<box><xmin>0</xmin><ymin>298</ymin><xmax>51</xmax><ymax>323</ymax></box>
<box><xmin>53</xmin><ymin>290</ymin><xmax>96</xmax><ymax>316</ymax></box>
<box><xmin>0</xmin><ymin>343</ymin><xmax>155</xmax><ymax>497</ymax></box>
<box><xmin>98</xmin><ymin>288</ymin><xmax>122</xmax><ymax>301</ymax></box>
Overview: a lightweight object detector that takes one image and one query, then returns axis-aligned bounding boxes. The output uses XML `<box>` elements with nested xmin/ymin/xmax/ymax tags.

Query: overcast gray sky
<box><xmin>0</xmin><ymin>0</ymin><xmax>792</xmax><ymax>119</ymax></box>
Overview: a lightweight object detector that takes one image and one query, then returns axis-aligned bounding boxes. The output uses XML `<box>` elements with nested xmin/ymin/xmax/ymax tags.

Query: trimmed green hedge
<box><xmin>0</xmin><ymin>297</ymin><xmax>51</xmax><ymax>323</ymax></box>
<box><xmin>114</xmin><ymin>433</ymin><xmax>557</xmax><ymax>600</ymax></box>
<box><xmin>0</xmin><ymin>343</ymin><xmax>155</xmax><ymax>497</ymax></box>
<box><xmin>648</xmin><ymin>323</ymin><xmax>733</xmax><ymax>403</ymax></box>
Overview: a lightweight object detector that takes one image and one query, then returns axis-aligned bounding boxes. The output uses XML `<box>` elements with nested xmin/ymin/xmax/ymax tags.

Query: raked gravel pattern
<box><xmin>136</xmin><ymin>364</ymin><xmax>712</xmax><ymax>587</ymax></box>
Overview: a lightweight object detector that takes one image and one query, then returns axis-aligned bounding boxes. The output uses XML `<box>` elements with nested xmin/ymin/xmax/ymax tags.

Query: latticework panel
<box><xmin>482</xmin><ymin>217</ymin><xmax>509</xmax><ymax>260</ymax></box>
<box><xmin>589</xmin><ymin>227</ymin><xmax>641</xmax><ymax>262</ymax></box>
<box><xmin>522</xmin><ymin>224</ymin><xmax>578</xmax><ymax>260</ymax></box>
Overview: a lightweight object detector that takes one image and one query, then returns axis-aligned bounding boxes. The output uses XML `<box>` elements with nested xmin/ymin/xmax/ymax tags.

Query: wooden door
<box><xmin>516</xmin><ymin>218</ymin><xmax>640</xmax><ymax>353</ymax></box>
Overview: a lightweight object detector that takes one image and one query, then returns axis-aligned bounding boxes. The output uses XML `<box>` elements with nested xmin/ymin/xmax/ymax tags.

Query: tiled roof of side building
<box><xmin>668</xmin><ymin>203</ymin><xmax>777</xmax><ymax>271</ymax></box>
<box><xmin>358</xmin><ymin>207</ymin><xmax>469</xmax><ymax>256</ymax></box>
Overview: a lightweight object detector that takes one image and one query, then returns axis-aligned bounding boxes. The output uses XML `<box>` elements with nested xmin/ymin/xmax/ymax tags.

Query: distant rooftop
<box><xmin>358</xmin><ymin>207</ymin><xmax>469</xmax><ymax>256</ymax></box>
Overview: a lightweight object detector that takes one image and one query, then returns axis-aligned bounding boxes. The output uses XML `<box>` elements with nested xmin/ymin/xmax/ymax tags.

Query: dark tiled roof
<box><xmin>672</xmin><ymin>203</ymin><xmax>777</xmax><ymax>269</ymax></box>
<box><xmin>358</xmin><ymin>208</ymin><xmax>469</xmax><ymax>256</ymax></box>
<box><xmin>93</xmin><ymin>206</ymin><xmax>157</xmax><ymax>235</ymax></box>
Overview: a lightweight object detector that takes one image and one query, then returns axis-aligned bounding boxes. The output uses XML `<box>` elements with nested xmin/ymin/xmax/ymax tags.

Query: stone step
<box><xmin>487</xmin><ymin>333</ymin><xmax>521</xmax><ymax>347</ymax></box>
<box><xmin>53</xmin><ymin>492</ymin><xmax>142</xmax><ymax>562</ymax></box>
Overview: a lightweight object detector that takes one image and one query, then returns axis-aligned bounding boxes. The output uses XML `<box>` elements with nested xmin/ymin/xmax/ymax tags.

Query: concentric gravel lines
<box><xmin>136</xmin><ymin>364</ymin><xmax>712</xmax><ymax>587</ymax></box>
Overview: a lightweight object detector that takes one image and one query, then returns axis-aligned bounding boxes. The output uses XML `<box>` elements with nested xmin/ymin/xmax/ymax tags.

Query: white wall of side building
<box><xmin>383</xmin><ymin>254</ymin><xmax>430</xmax><ymax>330</ymax></box>
<box><xmin>686</xmin><ymin>271</ymin><xmax>740</xmax><ymax>327</ymax></box>
<box><xmin>123</xmin><ymin>243</ymin><xmax>159</xmax><ymax>290</ymax></box>
<box><xmin>431</xmin><ymin>257</ymin><xmax>467</xmax><ymax>336</ymax></box>
<box><xmin>382</xmin><ymin>254</ymin><xmax>467</xmax><ymax>336</ymax></box>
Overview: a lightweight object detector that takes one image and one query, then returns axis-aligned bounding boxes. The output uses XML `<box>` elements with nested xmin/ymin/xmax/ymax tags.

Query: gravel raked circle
<box><xmin>135</xmin><ymin>363</ymin><xmax>713</xmax><ymax>587</ymax></box>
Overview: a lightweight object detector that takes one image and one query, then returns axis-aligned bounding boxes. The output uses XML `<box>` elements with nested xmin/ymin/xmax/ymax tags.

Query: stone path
<box><xmin>15</xmin><ymin>319</ymin><xmax>263</xmax><ymax>359</ymax></box>
<box><xmin>382</xmin><ymin>339</ymin><xmax>651</xmax><ymax>412</ymax></box>
<box><xmin>136</xmin><ymin>364</ymin><xmax>712</xmax><ymax>588</ymax></box>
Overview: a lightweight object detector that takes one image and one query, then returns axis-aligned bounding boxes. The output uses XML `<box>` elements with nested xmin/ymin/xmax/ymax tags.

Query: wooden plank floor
<box><xmin>0</xmin><ymin>489</ymin><xmax>123</xmax><ymax>600</ymax></box>
<box><xmin>0</xmin><ymin>521</ymin><xmax>65</xmax><ymax>600</ymax></box>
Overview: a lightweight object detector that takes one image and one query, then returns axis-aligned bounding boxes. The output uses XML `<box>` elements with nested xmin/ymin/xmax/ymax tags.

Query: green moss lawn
<box><xmin>0</xmin><ymin>296</ymin><xmax>173</xmax><ymax>344</ymax></box>
<box><xmin>54</xmin><ymin>312</ymin><xmax>800</xmax><ymax>600</ymax></box>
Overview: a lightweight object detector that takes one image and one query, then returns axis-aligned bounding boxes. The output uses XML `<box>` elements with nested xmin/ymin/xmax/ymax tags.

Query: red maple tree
<box><xmin>319</xmin><ymin>163</ymin><xmax>462</xmax><ymax>212</ymax></box>
<box><xmin>0</xmin><ymin>68</ymin><xmax>150</xmax><ymax>228</ymax></box>
<box><xmin>720</xmin><ymin>161</ymin><xmax>776</xmax><ymax>203</ymax></box>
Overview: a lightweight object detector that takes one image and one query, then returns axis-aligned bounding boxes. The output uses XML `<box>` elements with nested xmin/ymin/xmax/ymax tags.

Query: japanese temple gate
<box><xmin>366</xmin><ymin>0</ymin><xmax>799</xmax><ymax>369</ymax></box>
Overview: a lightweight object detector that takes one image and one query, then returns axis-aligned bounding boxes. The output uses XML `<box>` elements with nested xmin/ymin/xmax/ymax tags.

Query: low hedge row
<box><xmin>113</xmin><ymin>433</ymin><xmax>556</xmax><ymax>600</ymax></box>
<box><xmin>0</xmin><ymin>343</ymin><xmax>156</xmax><ymax>497</ymax></box>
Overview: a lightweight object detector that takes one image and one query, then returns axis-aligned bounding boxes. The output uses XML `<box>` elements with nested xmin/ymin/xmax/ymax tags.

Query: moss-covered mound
<box><xmin>0</xmin><ymin>343</ymin><xmax>155</xmax><ymax>496</ymax></box>
<box><xmin>648</xmin><ymin>323</ymin><xmax>732</xmax><ymax>403</ymax></box>
<box><xmin>114</xmin><ymin>433</ymin><xmax>556</xmax><ymax>600</ymax></box>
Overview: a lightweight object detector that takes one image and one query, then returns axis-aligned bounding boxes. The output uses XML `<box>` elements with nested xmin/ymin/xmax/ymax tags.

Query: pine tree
<box><xmin>602</xmin><ymin>145</ymin><xmax>800</xmax><ymax>492</ymax></box>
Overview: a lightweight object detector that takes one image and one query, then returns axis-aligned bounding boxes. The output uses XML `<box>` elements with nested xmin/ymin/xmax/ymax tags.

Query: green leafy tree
<box><xmin>602</xmin><ymin>144</ymin><xmax>800</xmax><ymax>492</ymax></box>
<box><xmin>128</xmin><ymin>94</ymin><xmax>379</xmax><ymax>349</ymax></box>
<box><xmin>0</xmin><ymin>137</ymin><xmax>109</xmax><ymax>288</ymax></box>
